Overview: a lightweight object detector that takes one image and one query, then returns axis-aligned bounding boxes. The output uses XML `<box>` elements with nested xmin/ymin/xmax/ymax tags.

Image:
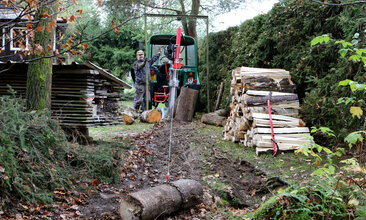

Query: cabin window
<box><xmin>10</xmin><ymin>27</ymin><xmax>28</xmax><ymax>51</ymax></box>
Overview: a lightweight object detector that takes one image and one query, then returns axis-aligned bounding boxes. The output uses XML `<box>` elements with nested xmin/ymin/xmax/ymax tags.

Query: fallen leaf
<box><xmin>251</xmin><ymin>189</ymin><xmax>256</xmax><ymax>196</ymax></box>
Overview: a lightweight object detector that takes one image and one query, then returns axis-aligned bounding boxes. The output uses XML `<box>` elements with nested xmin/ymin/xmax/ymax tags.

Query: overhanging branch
<box><xmin>311</xmin><ymin>0</ymin><xmax>366</xmax><ymax>6</ymax></box>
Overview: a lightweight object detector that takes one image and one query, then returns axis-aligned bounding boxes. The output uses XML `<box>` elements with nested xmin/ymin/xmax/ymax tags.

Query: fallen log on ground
<box><xmin>119</xmin><ymin>179</ymin><xmax>203</xmax><ymax>220</ymax></box>
<box><xmin>140</xmin><ymin>109</ymin><xmax>162</xmax><ymax>123</ymax></box>
<box><xmin>214</xmin><ymin>109</ymin><xmax>228</xmax><ymax>117</ymax></box>
<box><xmin>201</xmin><ymin>112</ymin><xmax>227</xmax><ymax>127</ymax></box>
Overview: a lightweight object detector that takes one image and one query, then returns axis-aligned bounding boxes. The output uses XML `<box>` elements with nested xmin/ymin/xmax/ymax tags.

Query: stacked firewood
<box><xmin>223</xmin><ymin>67</ymin><xmax>312</xmax><ymax>155</ymax></box>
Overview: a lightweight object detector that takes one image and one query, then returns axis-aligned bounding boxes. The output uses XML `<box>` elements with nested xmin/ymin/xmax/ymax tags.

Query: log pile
<box><xmin>223</xmin><ymin>67</ymin><xmax>312</xmax><ymax>155</ymax></box>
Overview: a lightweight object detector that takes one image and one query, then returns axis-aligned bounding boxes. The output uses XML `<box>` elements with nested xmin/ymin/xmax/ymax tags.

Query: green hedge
<box><xmin>199</xmin><ymin>0</ymin><xmax>365</xmax><ymax>135</ymax></box>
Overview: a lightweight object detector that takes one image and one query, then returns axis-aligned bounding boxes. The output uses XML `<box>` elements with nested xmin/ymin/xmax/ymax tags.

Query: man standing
<box><xmin>133</xmin><ymin>48</ymin><xmax>162</xmax><ymax>112</ymax></box>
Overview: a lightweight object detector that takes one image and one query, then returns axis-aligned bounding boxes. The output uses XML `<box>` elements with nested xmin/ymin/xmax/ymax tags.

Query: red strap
<box><xmin>173</xmin><ymin>28</ymin><xmax>182</xmax><ymax>69</ymax></box>
<box><xmin>267</xmin><ymin>99</ymin><xmax>278</xmax><ymax>156</ymax></box>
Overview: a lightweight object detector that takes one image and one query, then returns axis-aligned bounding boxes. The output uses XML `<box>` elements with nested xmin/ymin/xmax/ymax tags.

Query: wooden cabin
<box><xmin>0</xmin><ymin>4</ymin><xmax>133</xmax><ymax>137</ymax></box>
<box><xmin>0</xmin><ymin>3</ymin><xmax>67</xmax><ymax>62</ymax></box>
<box><xmin>0</xmin><ymin>61</ymin><xmax>132</xmax><ymax>135</ymax></box>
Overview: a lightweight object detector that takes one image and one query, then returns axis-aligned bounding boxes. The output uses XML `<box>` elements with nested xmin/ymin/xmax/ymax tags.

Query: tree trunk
<box><xmin>140</xmin><ymin>109</ymin><xmax>162</xmax><ymax>123</ymax></box>
<box><xmin>215</xmin><ymin>82</ymin><xmax>225</xmax><ymax>110</ymax></box>
<box><xmin>175</xmin><ymin>87</ymin><xmax>199</xmax><ymax>122</ymax></box>
<box><xmin>26</xmin><ymin>1</ymin><xmax>58</xmax><ymax>110</ymax></box>
<box><xmin>119</xmin><ymin>179</ymin><xmax>203</xmax><ymax>220</ymax></box>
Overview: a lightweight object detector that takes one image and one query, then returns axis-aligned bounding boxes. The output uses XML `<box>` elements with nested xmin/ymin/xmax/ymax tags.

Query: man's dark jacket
<box><xmin>133</xmin><ymin>53</ymin><xmax>160</xmax><ymax>85</ymax></box>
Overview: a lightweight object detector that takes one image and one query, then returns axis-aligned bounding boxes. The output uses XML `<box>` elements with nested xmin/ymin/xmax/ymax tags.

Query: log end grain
<box><xmin>146</xmin><ymin>109</ymin><xmax>162</xmax><ymax>123</ymax></box>
<box><xmin>122</xmin><ymin>114</ymin><xmax>134</xmax><ymax>125</ymax></box>
<box><xmin>119</xmin><ymin>196</ymin><xmax>141</xmax><ymax>220</ymax></box>
<box><xmin>141</xmin><ymin>109</ymin><xmax>162</xmax><ymax>123</ymax></box>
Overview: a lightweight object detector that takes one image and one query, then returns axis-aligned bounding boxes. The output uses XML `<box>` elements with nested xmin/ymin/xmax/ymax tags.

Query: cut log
<box><xmin>244</xmin><ymin>107</ymin><xmax>299</xmax><ymax>117</ymax></box>
<box><xmin>140</xmin><ymin>109</ymin><xmax>162</xmax><ymax>123</ymax></box>
<box><xmin>245</xmin><ymin>94</ymin><xmax>298</xmax><ymax>105</ymax></box>
<box><xmin>120</xmin><ymin>107</ymin><xmax>139</xmax><ymax>125</ymax></box>
<box><xmin>175</xmin><ymin>87</ymin><xmax>199</xmax><ymax>122</ymax></box>
<box><xmin>119</xmin><ymin>179</ymin><xmax>203</xmax><ymax>220</ymax></box>
<box><xmin>214</xmin><ymin>109</ymin><xmax>228</xmax><ymax>117</ymax></box>
<box><xmin>245</xmin><ymin>90</ymin><xmax>295</xmax><ymax>97</ymax></box>
<box><xmin>122</xmin><ymin>114</ymin><xmax>134</xmax><ymax>125</ymax></box>
<box><xmin>252</xmin><ymin>118</ymin><xmax>306</xmax><ymax>128</ymax></box>
<box><xmin>215</xmin><ymin>82</ymin><xmax>225</xmax><ymax>110</ymax></box>
<box><xmin>201</xmin><ymin>113</ymin><xmax>227</xmax><ymax>126</ymax></box>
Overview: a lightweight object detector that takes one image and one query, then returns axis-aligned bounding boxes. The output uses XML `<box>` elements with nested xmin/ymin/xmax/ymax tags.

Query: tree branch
<box><xmin>311</xmin><ymin>0</ymin><xmax>366</xmax><ymax>6</ymax></box>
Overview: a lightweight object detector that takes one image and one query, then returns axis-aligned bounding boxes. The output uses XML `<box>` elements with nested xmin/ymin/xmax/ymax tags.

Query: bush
<box><xmin>0</xmin><ymin>93</ymin><xmax>121</xmax><ymax>204</ymax></box>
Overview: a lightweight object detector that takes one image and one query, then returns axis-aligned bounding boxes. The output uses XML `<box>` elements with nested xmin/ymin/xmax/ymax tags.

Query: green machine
<box><xmin>146</xmin><ymin>33</ymin><xmax>200</xmax><ymax>109</ymax></box>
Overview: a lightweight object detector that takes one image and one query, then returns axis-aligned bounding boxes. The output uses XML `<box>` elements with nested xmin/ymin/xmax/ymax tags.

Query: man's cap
<box><xmin>136</xmin><ymin>50</ymin><xmax>144</xmax><ymax>55</ymax></box>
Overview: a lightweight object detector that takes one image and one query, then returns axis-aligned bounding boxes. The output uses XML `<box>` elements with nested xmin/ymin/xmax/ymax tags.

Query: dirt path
<box><xmin>80</xmin><ymin>120</ymin><xmax>286</xmax><ymax>219</ymax></box>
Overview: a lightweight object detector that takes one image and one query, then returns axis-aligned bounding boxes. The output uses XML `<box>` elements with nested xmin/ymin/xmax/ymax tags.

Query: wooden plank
<box><xmin>239</xmin><ymin>67</ymin><xmax>289</xmax><ymax>74</ymax></box>
<box><xmin>53</xmin><ymin>69</ymin><xmax>99</xmax><ymax>75</ymax></box>
<box><xmin>254</xmin><ymin>127</ymin><xmax>310</xmax><ymax>134</ymax></box>
<box><xmin>253</xmin><ymin>118</ymin><xmax>305</xmax><ymax>128</ymax></box>
<box><xmin>246</xmin><ymin>90</ymin><xmax>295</xmax><ymax>97</ymax></box>
<box><xmin>243</xmin><ymin>107</ymin><xmax>299</xmax><ymax>117</ymax></box>
<box><xmin>253</xmin><ymin>137</ymin><xmax>312</xmax><ymax>147</ymax></box>
<box><xmin>250</xmin><ymin>113</ymin><xmax>301</xmax><ymax>122</ymax></box>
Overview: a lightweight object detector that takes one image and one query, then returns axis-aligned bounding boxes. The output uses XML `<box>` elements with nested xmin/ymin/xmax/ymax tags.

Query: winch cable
<box><xmin>166</xmin><ymin>100</ymin><xmax>175</xmax><ymax>181</ymax></box>
<box><xmin>166</xmin><ymin>27</ymin><xmax>182</xmax><ymax>181</ymax></box>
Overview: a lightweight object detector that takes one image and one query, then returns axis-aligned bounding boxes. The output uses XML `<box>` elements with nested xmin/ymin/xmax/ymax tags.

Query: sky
<box><xmin>212</xmin><ymin>0</ymin><xmax>279</xmax><ymax>32</ymax></box>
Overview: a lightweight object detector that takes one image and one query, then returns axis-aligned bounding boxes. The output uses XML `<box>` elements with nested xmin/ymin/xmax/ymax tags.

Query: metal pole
<box><xmin>144</xmin><ymin>6</ymin><xmax>149</xmax><ymax>110</ymax></box>
<box><xmin>206</xmin><ymin>18</ymin><xmax>210</xmax><ymax>112</ymax></box>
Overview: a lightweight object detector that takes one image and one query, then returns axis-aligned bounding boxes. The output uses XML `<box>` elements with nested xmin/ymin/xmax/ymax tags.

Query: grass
<box><xmin>195</xmin><ymin>123</ymin><xmax>317</xmax><ymax>184</ymax></box>
<box><xmin>90</xmin><ymin>123</ymin><xmax>154</xmax><ymax>142</ymax></box>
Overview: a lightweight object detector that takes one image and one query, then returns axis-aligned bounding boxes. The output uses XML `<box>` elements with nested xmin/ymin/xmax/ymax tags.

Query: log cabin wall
<box><xmin>0</xmin><ymin>62</ymin><xmax>132</xmax><ymax>128</ymax></box>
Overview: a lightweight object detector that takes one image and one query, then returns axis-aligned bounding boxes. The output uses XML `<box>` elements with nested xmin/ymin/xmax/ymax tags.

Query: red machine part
<box><xmin>165</xmin><ymin>62</ymin><xmax>170</xmax><ymax>80</ymax></box>
<box><xmin>173</xmin><ymin>28</ymin><xmax>182</xmax><ymax>69</ymax></box>
<box><xmin>154</xmin><ymin>86</ymin><xmax>169</xmax><ymax>103</ymax></box>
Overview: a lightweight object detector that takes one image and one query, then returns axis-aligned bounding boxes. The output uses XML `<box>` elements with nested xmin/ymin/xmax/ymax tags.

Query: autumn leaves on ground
<box><xmin>0</xmin><ymin>97</ymin><xmax>313</xmax><ymax>219</ymax></box>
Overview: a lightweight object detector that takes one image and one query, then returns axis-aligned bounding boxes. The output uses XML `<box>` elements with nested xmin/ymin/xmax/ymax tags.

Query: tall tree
<box><xmin>26</xmin><ymin>0</ymin><xmax>58</xmax><ymax>110</ymax></box>
<box><xmin>104</xmin><ymin>0</ymin><xmax>249</xmax><ymax>40</ymax></box>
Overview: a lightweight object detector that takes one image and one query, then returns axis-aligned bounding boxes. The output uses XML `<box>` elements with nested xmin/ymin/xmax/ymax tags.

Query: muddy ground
<box><xmin>80</xmin><ymin>120</ymin><xmax>286</xmax><ymax>219</ymax></box>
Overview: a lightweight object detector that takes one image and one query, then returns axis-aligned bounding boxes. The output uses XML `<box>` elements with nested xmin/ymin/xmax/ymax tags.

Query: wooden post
<box><xmin>215</xmin><ymin>82</ymin><xmax>225</xmax><ymax>110</ymax></box>
<box><xmin>175</xmin><ymin>87</ymin><xmax>199</xmax><ymax>122</ymax></box>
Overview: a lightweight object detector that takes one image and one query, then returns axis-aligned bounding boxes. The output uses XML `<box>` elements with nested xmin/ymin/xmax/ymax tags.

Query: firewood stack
<box><xmin>223</xmin><ymin>67</ymin><xmax>312</xmax><ymax>155</ymax></box>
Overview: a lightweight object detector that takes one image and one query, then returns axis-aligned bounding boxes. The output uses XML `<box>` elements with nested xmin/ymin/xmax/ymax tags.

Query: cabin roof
<box><xmin>0</xmin><ymin>61</ymin><xmax>132</xmax><ymax>89</ymax></box>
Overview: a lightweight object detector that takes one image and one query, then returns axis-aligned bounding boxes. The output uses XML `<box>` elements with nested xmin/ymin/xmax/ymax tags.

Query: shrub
<box><xmin>0</xmin><ymin>92</ymin><xmax>121</xmax><ymax>204</ymax></box>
